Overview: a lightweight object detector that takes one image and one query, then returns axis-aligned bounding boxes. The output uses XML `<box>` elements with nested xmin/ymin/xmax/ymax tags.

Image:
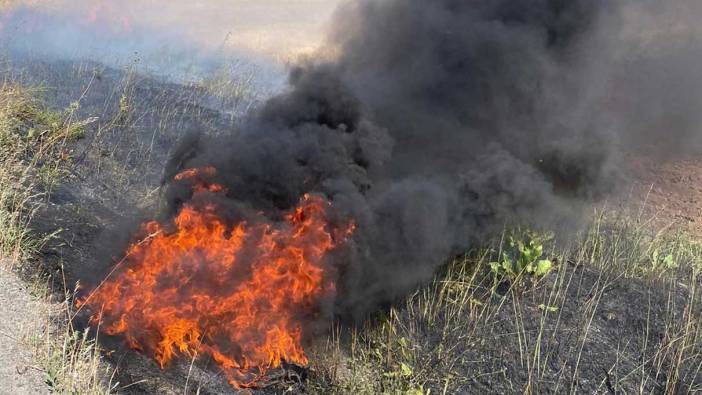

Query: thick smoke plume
<box><xmin>164</xmin><ymin>0</ymin><xmax>702</xmax><ymax>318</ymax></box>
<box><xmin>162</xmin><ymin>0</ymin><xmax>628</xmax><ymax>318</ymax></box>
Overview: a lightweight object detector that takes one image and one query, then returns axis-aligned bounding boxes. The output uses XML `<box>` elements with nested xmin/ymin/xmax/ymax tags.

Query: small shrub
<box><xmin>489</xmin><ymin>232</ymin><xmax>554</xmax><ymax>284</ymax></box>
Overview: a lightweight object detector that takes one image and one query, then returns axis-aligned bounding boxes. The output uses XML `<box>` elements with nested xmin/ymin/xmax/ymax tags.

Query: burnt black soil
<box><xmin>448</xmin><ymin>263</ymin><xmax>700</xmax><ymax>394</ymax></box>
<box><xmin>7</xmin><ymin>57</ymin><xmax>701</xmax><ymax>394</ymax></box>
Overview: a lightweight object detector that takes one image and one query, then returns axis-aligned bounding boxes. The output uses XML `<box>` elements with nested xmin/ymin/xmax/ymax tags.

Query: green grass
<box><xmin>0</xmin><ymin>83</ymin><xmax>91</xmax><ymax>259</ymax></box>
<box><xmin>0</xmin><ymin>84</ymin><xmax>53</xmax><ymax>259</ymax></box>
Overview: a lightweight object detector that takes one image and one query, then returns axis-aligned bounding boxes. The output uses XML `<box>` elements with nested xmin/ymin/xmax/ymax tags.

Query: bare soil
<box><xmin>0</xmin><ymin>265</ymin><xmax>48</xmax><ymax>395</ymax></box>
<box><xmin>628</xmin><ymin>155</ymin><xmax>702</xmax><ymax>236</ymax></box>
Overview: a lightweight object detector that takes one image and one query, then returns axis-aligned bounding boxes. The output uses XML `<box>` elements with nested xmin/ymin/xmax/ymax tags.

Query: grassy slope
<box><xmin>0</xmin><ymin>62</ymin><xmax>700</xmax><ymax>394</ymax></box>
<box><xmin>0</xmin><ymin>82</ymin><xmax>109</xmax><ymax>394</ymax></box>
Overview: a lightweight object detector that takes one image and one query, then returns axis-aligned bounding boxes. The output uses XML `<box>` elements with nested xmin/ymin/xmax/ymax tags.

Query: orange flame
<box><xmin>78</xmin><ymin>167</ymin><xmax>353</xmax><ymax>388</ymax></box>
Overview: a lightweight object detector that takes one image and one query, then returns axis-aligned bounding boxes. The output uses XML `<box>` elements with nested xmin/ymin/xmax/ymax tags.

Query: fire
<box><xmin>78</xmin><ymin>167</ymin><xmax>353</xmax><ymax>388</ymax></box>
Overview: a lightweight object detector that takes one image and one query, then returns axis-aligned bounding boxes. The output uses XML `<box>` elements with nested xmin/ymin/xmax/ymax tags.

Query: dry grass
<box><xmin>0</xmin><ymin>82</ymin><xmax>111</xmax><ymax>394</ymax></box>
<box><xmin>0</xmin><ymin>82</ymin><xmax>90</xmax><ymax>259</ymax></box>
<box><xmin>28</xmin><ymin>273</ymin><xmax>115</xmax><ymax>394</ymax></box>
<box><xmin>308</xmin><ymin>212</ymin><xmax>702</xmax><ymax>394</ymax></box>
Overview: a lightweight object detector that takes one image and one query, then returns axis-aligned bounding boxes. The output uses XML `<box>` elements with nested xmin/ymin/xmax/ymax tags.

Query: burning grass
<box><xmin>0</xmin><ymin>58</ymin><xmax>262</xmax><ymax>393</ymax></box>
<box><xmin>77</xmin><ymin>168</ymin><xmax>354</xmax><ymax>389</ymax></box>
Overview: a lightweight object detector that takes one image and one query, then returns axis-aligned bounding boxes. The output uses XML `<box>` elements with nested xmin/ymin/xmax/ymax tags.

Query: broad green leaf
<box><xmin>524</xmin><ymin>263</ymin><xmax>532</xmax><ymax>273</ymax></box>
<box><xmin>502</xmin><ymin>259</ymin><xmax>514</xmax><ymax>275</ymax></box>
<box><xmin>534</xmin><ymin>259</ymin><xmax>553</xmax><ymax>276</ymax></box>
<box><xmin>398</xmin><ymin>337</ymin><xmax>409</xmax><ymax>349</ymax></box>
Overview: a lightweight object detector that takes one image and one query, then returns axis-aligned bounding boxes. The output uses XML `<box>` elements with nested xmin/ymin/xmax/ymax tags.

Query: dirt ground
<box><xmin>628</xmin><ymin>155</ymin><xmax>702</xmax><ymax>236</ymax></box>
<box><xmin>0</xmin><ymin>265</ymin><xmax>48</xmax><ymax>395</ymax></box>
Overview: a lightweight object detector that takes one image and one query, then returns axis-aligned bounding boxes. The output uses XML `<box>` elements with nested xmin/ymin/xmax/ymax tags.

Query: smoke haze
<box><xmin>1</xmin><ymin>0</ymin><xmax>339</xmax><ymax>57</ymax></box>
<box><xmin>1</xmin><ymin>0</ymin><xmax>341</xmax><ymax>90</ymax></box>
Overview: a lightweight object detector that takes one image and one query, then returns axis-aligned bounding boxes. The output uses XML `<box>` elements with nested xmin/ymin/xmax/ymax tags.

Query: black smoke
<box><xmin>161</xmin><ymin>0</ymin><xmax>700</xmax><ymax>319</ymax></box>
